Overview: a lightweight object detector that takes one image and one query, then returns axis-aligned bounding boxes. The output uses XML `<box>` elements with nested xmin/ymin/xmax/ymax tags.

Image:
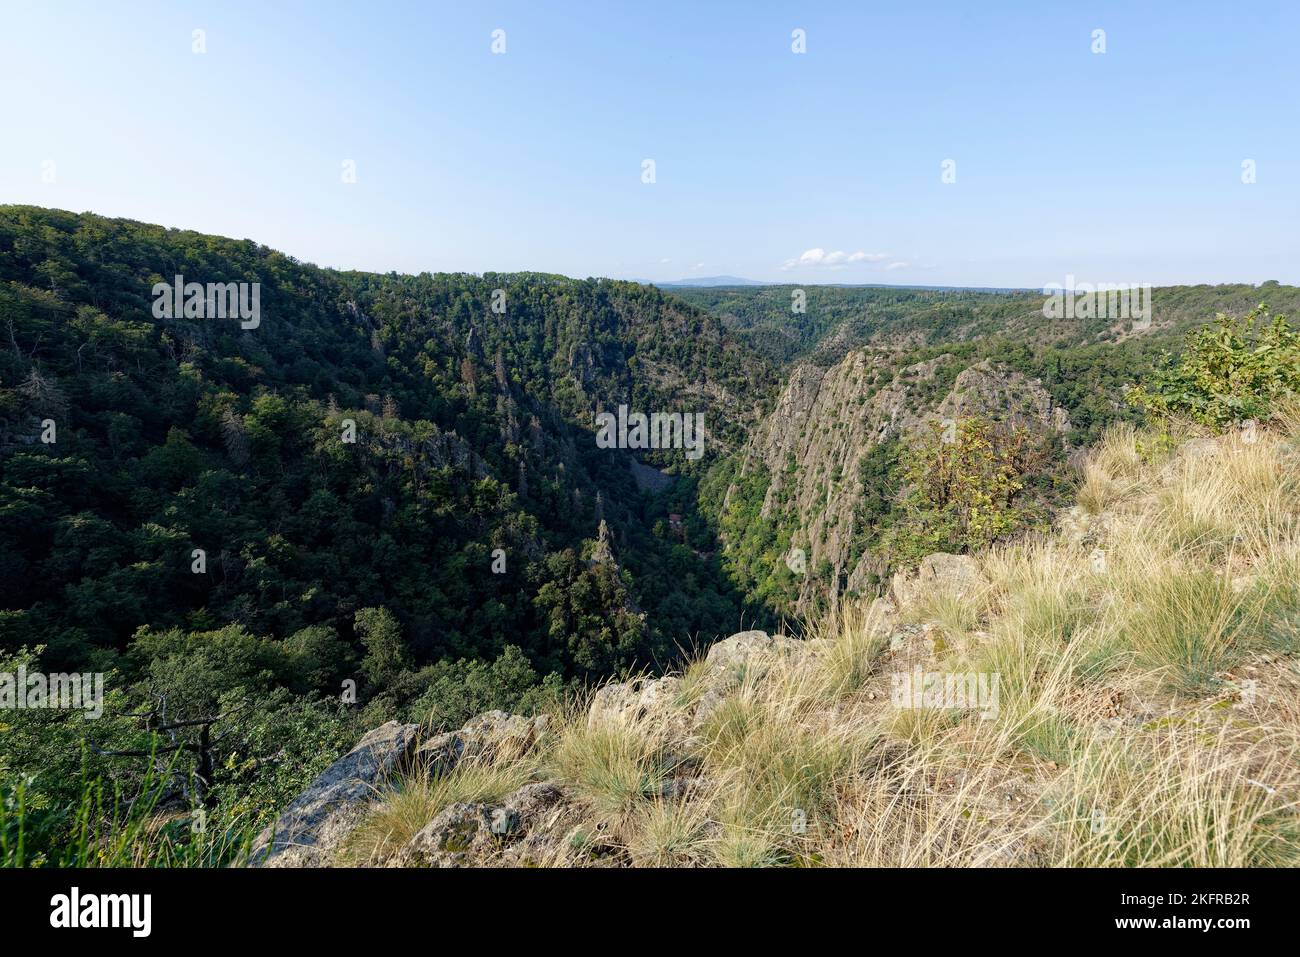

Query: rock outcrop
<box><xmin>391</xmin><ymin>781</ymin><xmax>581</xmax><ymax>868</ymax></box>
<box><xmin>249</xmin><ymin>711</ymin><xmax>550</xmax><ymax>868</ymax></box>
<box><xmin>890</xmin><ymin>553</ymin><xmax>989</xmax><ymax>608</ymax></box>
<box><xmin>414</xmin><ymin>710</ymin><xmax>550</xmax><ymax>775</ymax></box>
<box><xmin>587</xmin><ymin>629</ymin><xmax>806</xmax><ymax>733</ymax></box>
<box><xmin>250</xmin><ymin>425</ymin><xmax>1300</xmax><ymax>870</ymax></box>
<box><xmin>725</xmin><ymin>352</ymin><xmax>1069</xmax><ymax>612</ymax></box>
<box><xmin>249</xmin><ymin>720</ymin><xmax>421</xmax><ymax>867</ymax></box>
<box><xmin>251</xmin><ymin>629</ymin><xmax>823</xmax><ymax>869</ymax></box>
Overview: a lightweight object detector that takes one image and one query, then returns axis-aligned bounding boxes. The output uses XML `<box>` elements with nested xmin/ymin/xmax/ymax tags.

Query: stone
<box><xmin>489</xmin><ymin>807</ymin><xmax>520</xmax><ymax>836</ymax></box>
<box><xmin>395</xmin><ymin>803</ymin><xmax>495</xmax><ymax>867</ymax></box>
<box><xmin>586</xmin><ymin>681</ymin><xmax>641</xmax><ymax>725</ymax></box>
<box><xmin>249</xmin><ymin>720</ymin><xmax>420</xmax><ymax>867</ymax></box>
<box><xmin>703</xmin><ymin>629</ymin><xmax>803</xmax><ymax>673</ymax></box>
<box><xmin>392</xmin><ymin>781</ymin><xmax>578</xmax><ymax>868</ymax></box>
<box><xmin>413</xmin><ymin>710</ymin><xmax>549</xmax><ymax>773</ymax></box>
<box><xmin>891</xmin><ymin>553</ymin><xmax>988</xmax><ymax>609</ymax></box>
<box><xmin>586</xmin><ymin>676</ymin><xmax>683</xmax><ymax>727</ymax></box>
<box><xmin>690</xmin><ymin>630</ymin><xmax>807</xmax><ymax>725</ymax></box>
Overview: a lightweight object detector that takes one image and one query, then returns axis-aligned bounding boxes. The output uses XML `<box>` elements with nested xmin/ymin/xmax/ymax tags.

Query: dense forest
<box><xmin>0</xmin><ymin>206</ymin><xmax>777</xmax><ymax>855</ymax></box>
<box><xmin>672</xmin><ymin>280</ymin><xmax>1300</xmax><ymax>373</ymax></box>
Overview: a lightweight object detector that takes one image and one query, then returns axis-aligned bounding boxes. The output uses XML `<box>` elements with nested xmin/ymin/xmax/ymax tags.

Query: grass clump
<box><xmin>342</xmin><ymin>757</ymin><xmax>534</xmax><ymax>865</ymax></box>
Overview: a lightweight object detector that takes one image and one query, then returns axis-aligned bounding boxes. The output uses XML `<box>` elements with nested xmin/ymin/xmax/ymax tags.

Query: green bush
<box><xmin>406</xmin><ymin>645</ymin><xmax>565</xmax><ymax>731</ymax></box>
<box><xmin>887</xmin><ymin>418</ymin><xmax>1042</xmax><ymax>563</ymax></box>
<box><xmin>1128</xmin><ymin>306</ymin><xmax>1300</xmax><ymax>427</ymax></box>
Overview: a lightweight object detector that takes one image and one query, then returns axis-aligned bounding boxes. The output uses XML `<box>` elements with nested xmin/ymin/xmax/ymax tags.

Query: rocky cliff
<box><xmin>723</xmin><ymin>351</ymin><xmax>1072</xmax><ymax>610</ymax></box>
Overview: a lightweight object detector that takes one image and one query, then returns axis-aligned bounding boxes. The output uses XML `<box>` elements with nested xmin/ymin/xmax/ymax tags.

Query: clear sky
<box><xmin>3</xmin><ymin>0</ymin><xmax>1297</xmax><ymax>287</ymax></box>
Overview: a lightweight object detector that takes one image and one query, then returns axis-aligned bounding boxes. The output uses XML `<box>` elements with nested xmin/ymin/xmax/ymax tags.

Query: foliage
<box><xmin>406</xmin><ymin>645</ymin><xmax>565</xmax><ymax>731</ymax></box>
<box><xmin>0</xmin><ymin>205</ymin><xmax>763</xmax><ymax>860</ymax></box>
<box><xmin>1128</xmin><ymin>306</ymin><xmax>1300</xmax><ymax>427</ymax></box>
<box><xmin>887</xmin><ymin>418</ymin><xmax>1045</xmax><ymax>563</ymax></box>
<box><xmin>4</xmin><ymin>205</ymin><xmax>1299</xmax><ymax>865</ymax></box>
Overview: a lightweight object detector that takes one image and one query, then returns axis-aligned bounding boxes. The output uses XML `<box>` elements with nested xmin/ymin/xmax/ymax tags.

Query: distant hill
<box><xmin>643</xmin><ymin>277</ymin><xmax>1042</xmax><ymax>292</ymax></box>
<box><xmin>670</xmin><ymin>281</ymin><xmax>1300</xmax><ymax>368</ymax></box>
<box><xmin>646</xmin><ymin>276</ymin><xmax>769</xmax><ymax>287</ymax></box>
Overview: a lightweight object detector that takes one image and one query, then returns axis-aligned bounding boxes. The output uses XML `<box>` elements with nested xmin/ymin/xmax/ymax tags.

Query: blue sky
<box><xmin>3</xmin><ymin>0</ymin><xmax>1298</xmax><ymax>286</ymax></box>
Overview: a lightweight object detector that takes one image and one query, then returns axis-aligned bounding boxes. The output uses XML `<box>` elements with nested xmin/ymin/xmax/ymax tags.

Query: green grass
<box><xmin>2</xmin><ymin>759</ymin><xmax>257</xmax><ymax>868</ymax></box>
<box><xmin>1121</xmin><ymin>568</ymin><xmax>1255</xmax><ymax>695</ymax></box>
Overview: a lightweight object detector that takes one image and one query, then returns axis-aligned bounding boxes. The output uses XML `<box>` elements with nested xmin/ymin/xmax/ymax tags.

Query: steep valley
<box><xmin>4</xmin><ymin>206</ymin><xmax>1299</xmax><ymax>866</ymax></box>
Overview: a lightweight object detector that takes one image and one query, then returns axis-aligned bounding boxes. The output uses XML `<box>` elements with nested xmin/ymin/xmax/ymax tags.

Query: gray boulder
<box><xmin>704</xmin><ymin>629</ymin><xmax>803</xmax><ymax>673</ymax></box>
<box><xmin>586</xmin><ymin>631</ymin><xmax>807</xmax><ymax>731</ymax></box>
<box><xmin>393</xmin><ymin>781</ymin><xmax>576</xmax><ymax>867</ymax></box>
<box><xmin>393</xmin><ymin>802</ymin><xmax>498</xmax><ymax>867</ymax></box>
<box><xmin>249</xmin><ymin>720</ymin><xmax>420</xmax><ymax>867</ymax></box>
<box><xmin>587</xmin><ymin>676</ymin><xmax>682</xmax><ymax>727</ymax></box>
<box><xmin>693</xmin><ymin>630</ymin><xmax>805</xmax><ymax>724</ymax></box>
<box><xmin>413</xmin><ymin>710</ymin><xmax>550</xmax><ymax>773</ymax></box>
<box><xmin>890</xmin><ymin>553</ymin><xmax>987</xmax><ymax>609</ymax></box>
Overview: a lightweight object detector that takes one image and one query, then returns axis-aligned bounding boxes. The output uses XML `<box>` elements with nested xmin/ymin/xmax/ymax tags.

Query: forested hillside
<box><xmin>680</xmin><ymin>281</ymin><xmax>1300</xmax><ymax>620</ymax></box>
<box><xmin>672</xmin><ymin>281</ymin><xmax>1300</xmax><ymax>370</ymax></box>
<box><xmin>0</xmin><ymin>206</ymin><xmax>777</xmax><ymax>854</ymax></box>
<box><xmin>0</xmin><ymin>204</ymin><xmax>781</xmax><ymax>672</ymax></box>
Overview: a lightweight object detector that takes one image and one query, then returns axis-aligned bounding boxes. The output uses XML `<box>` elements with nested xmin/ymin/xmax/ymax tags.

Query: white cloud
<box><xmin>885</xmin><ymin>261</ymin><xmax>911</xmax><ymax>270</ymax></box>
<box><xmin>781</xmin><ymin>247</ymin><xmax>891</xmax><ymax>270</ymax></box>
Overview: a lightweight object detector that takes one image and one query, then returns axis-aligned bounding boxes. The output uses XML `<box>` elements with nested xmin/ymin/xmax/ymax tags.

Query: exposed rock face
<box><xmin>587</xmin><ymin>676</ymin><xmax>683</xmax><ymax>727</ymax></box>
<box><xmin>398</xmin><ymin>803</ymin><xmax>500</xmax><ymax>868</ymax></box>
<box><xmin>250</xmin><ymin>628</ymin><xmax>829</xmax><ymax>868</ymax></box>
<box><xmin>414</xmin><ymin>710</ymin><xmax>550</xmax><ymax>775</ymax></box>
<box><xmin>249</xmin><ymin>720</ymin><xmax>421</xmax><ymax>867</ymax></box>
<box><xmin>703</xmin><ymin>628</ymin><xmax>804</xmax><ymax>671</ymax></box>
<box><xmin>587</xmin><ymin>629</ymin><xmax>808</xmax><ymax>735</ymax></box>
<box><xmin>890</xmin><ymin>553</ymin><xmax>989</xmax><ymax>608</ymax></box>
<box><xmin>253</xmin><ymin>614</ymin><xmax>1000</xmax><ymax>869</ymax></box>
<box><xmin>392</xmin><ymin>782</ymin><xmax>580</xmax><ymax>868</ymax></box>
<box><xmin>935</xmin><ymin>361</ymin><xmax>1071</xmax><ymax>434</ymax></box>
<box><xmin>694</xmin><ymin>629</ymin><xmax>806</xmax><ymax>724</ymax></box>
<box><xmin>726</xmin><ymin>352</ymin><xmax>1069</xmax><ymax>612</ymax></box>
<box><xmin>628</xmin><ymin>456</ymin><xmax>673</xmax><ymax>493</ymax></box>
<box><xmin>249</xmin><ymin>712</ymin><xmax>549</xmax><ymax>868</ymax></box>
<box><xmin>588</xmin><ymin>519</ymin><xmax>616</xmax><ymax>567</ymax></box>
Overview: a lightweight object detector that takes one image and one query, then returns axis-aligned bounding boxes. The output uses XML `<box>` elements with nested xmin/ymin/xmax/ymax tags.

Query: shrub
<box><xmin>888</xmin><ymin>417</ymin><xmax>1043</xmax><ymax>562</ymax></box>
<box><xmin>1128</xmin><ymin>306</ymin><xmax>1300</xmax><ymax>428</ymax></box>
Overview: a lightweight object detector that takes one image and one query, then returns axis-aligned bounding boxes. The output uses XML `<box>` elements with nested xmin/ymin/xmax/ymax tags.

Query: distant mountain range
<box><xmin>640</xmin><ymin>276</ymin><xmax>1039</xmax><ymax>293</ymax></box>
